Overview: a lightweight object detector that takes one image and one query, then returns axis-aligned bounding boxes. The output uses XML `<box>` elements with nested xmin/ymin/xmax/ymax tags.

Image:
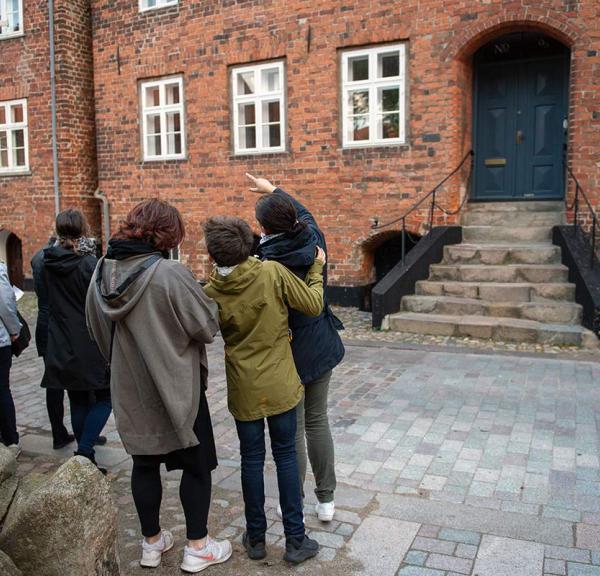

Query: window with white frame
<box><xmin>169</xmin><ymin>245</ymin><xmax>180</xmax><ymax>261</ymax></box>
<box><xmin>0</xmin><ymin>0</ymin><xmax>23</xmax><ymax>39</ymax></box>
<box><xmin>341</xmin><ymin>44</ymin><xmax>407</xmax><ymax>147</ymax></box>
<box><xmin>140</xmin><ymin>76</ymin><xmax>185</xmax><ymax>161</ymax></box>
<box><xmin>231</xmin><ymin>61</ymin><xmax>285</xmax><ymax>155</ymax></box>
<box><xmin>139</xmin><ymin>0</ymin><xmax>178</xmax><ymax>12</ymax></box>
<box><xmin>0</xmin><ymin>99</ymin><xmax>29</xmax><ymax>174</ymax></box>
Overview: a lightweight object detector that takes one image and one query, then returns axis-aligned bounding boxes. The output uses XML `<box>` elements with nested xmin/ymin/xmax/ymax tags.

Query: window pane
<box><xmin>11</xmin><ymin>104</ymin><xmax>24</xmax><ymax>123</ymax></box>
<box><xmin>351</xmin><ymin>116</ymin><xmax>369</xmax><ymax>141</ymax></box>
<box><xmin>237</xmin><ymin>71</ymin><xmax>255</xmax><ymax>95</ymax></box>
<box><xmin>238</xmin><ymin>103</ymin><xmax>256</xmax><ymax>126</ymax></box>
<box><xmin>262</xmin><ymin>123</ymin><xmax>281</xmax><ymax>148</ymax></box>
<box><xmin>147</xmin><ymin>135</ymin><xmax>161</xmax><ymax>156</ymax></box>
<box><xmin>349</xmin><ymin>90</ymin><xmax>369</xmax><ymax>115</ymax></box>
<box><xmin>166</xmin><ymin>83</ymin><xmax>180</xmax><ymax>105</ymax></box>
<box><xmin>145</xmin><ymin>86</ymin><xmax>161</xmax><ymax>108</ymax></box>
<box><xmin>262</xmin><ymin>100</ymin><xmax>280</xmax><ymax>123</ymax></box>
<box><xmin>381</xmin><ymin>114</ymin><xmax>400</xmax><ymax>139</ymax></box>
<box><xmin>380</xmin><ymin>88</ymin><xmax>399</xmax><ymax>112</ymax></box>
<box><xmin>167</xmin><ymin>133</ymin><xmax>182</xmax><ymax>155</ymax></box>
<box><xmin>146</xmin><ymin>114</ymin><xmax>161</xmax><ymax>135</ymax></box>
<box><xmin>261</xmin><ymin>68</ymin><xmax>280</xmax><ymax>92</ymax></box>
<box><xmin>12</xmin><ymin>129</ymin><xmax>24</xmax><ymax>148</ymax></box>
<box><xmin>238</xmin><ymin>126</ymin><xmax>256</xmax><ymax>149</ymax></box>
<box><xmin>145</xmin><ymin>0</ymin><xmax>157</xmax><ymax>7</ymax></box>
<box><xmin>166</xmin><ymin>112</ymin><xmax>180</xmax><ymax>133</ymax></box>
<box><xmin>0</xmin><ymin>131</ymin><xmax>7</xmax><ymax>150</ymax></box>
<box><xmin>348</xmin><ymin>56</ymin><xmax>369</xmax><ymax>81</ymax></box>
<box><xmin>0</xmin><ymin>150</ymin><xmax>7</xmax><ymax>168</ymax></box>
<box><xmin>15</xmin><ymin>148</ymin><xmax>26</xmax><ymax>167</ymax></box>
<box><xmin>0</xmin><ymin>108</ymin><xmax>5</xmax><ymax>125</ymax></box>
<box><xmin>379</xmin><ymin>52</ymin><xmax>400</xmax><ymax>78</ymax></box>
<box><xmin>7</xmin><ymin>0</ymin><xmax>20</xmax><ymax>32</ymax></box>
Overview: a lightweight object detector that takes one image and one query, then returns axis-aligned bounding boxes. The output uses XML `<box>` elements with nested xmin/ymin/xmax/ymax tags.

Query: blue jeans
<box><xmin>235</xmin><ymin>407</ymin><xmax>305</xmax><ymax>542</ymax></box>
<box><xmin>0</xmin><ymin>346</ymin><xmax>18</xmax><ymax>446</ymax></box>
<box><xmin>67</xmin><ymin>389</ymin><xmax>112</xmax><ymax>458</ymax></box>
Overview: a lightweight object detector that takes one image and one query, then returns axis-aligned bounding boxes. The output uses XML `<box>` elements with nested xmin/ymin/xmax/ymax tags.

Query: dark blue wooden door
<box><xmin>473</xmin><ymin>55</ymin><xmax>568</xmax><ymax>200</ymax></box>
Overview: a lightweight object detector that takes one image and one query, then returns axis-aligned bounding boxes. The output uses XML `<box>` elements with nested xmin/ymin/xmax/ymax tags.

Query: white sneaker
<box><xmin>140</xmin><ymin>529</ymin><xmax>174</xmax><ymax>568</ymax></box>
<box><xmin>180</xmin><ymin>536</ymin><xmax>232</xmax><ymax>573</ymax></box>
<box><xmin>277</xmin><ymin>503</ymin><xmax>305</xmax><ymax>522</ymax></box>
<box><xmin>315</xmin><ymin>501</ymin><xmax>335</xmax><ymax>522</ymax></box>
<box><xmin>7</xmin><ymin>444</ymin><xmax>21</xmax><ymax>459</ymax></box>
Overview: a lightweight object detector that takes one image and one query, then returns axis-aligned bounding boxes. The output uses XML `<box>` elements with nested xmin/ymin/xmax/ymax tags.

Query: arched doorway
<box><xmin>0</xmin><ymin>230</ymin><xmax>24</xmax><ymax>288</ymax></box>
<box><xmin>472</xmin><ymin>32</ymin><xmax>570</xmax><ymax>200</ymax></box>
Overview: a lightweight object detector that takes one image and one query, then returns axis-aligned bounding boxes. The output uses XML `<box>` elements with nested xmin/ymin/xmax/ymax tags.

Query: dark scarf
<box><xmin>106</xmin><ymin>239</ymin><xmax>167</xmax><ymax>261</ymax></box>
<box><xmin>258</xmin><ymin>226</ymin><xmax>319</xmax><ymax>270</ymax></box>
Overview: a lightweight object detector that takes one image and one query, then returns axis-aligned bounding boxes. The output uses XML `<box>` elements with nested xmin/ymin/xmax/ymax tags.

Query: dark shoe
<box><xmin>74</xmin><ymin>451</ymin><xmax>107</xmax><ymax>476</ymax></box>
<box><xmin>95</xmin><ymin>435</ymin><xmax>107</xmax><ymax>446</ymax></box>
<box><xmin>53</xmin><ymin>434</ymin><xmax>75</xmax><ymax>450</ymax></box>
<box><xmin>242</xmin><ymin>532</ymin><xmax>266</xmax><ymax>560</ymax></box>
<box><xmin>284</xmin><ymin>535</ymin><xmax>319</xmax><ymax>564</ymax></box>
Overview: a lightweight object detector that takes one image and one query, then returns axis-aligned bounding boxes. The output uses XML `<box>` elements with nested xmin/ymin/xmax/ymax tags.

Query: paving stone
<box><xmin>567</xmin><ymin>564</ymin><xmax>600</xmax><ymax>576</ymax></box>
<box><xmin>404</xmin><ymin>550</ymin><xmax>428</xmax><ymax>566</ymax></box>
<box><xmin>577</xmin><ymin>524</ymin><xmax>600</xmax><ymax>550</ymax></box>
<box><xmin>545</xmin><ymin>545</ymin><xmax>591</xmax><ymax>563</ymax></box>
<box><xmin>474</xmin><ymin>535</ymin><xmax>544</xmax><ymax>576</ymax></box>
<box><xmin>397</xmin><ymin>567</ymin><xmax>445</xmax><ymax>576</ymax></box>
<box><xmin>347</xmin><ymin>516</ymin><xmax>419</xmax><ymax>576</ymax></box>
<box><xmin>438</xmin><ymin>527</ymin><xmax>481</xmax><ymax>545</ymax></box>
<box><xmin>425</xmin><ymin>553</ymin><xmax>472</xmax><ymax>574</ymax></box>
<box><xmin>412</xmin><ymin>537</ymin><xmax>456</xmax><ymax>555</ymax></box>
<box><xmin>455</xmin><ymin>543</ymin><xmax>478</xmax><ymax>559</ymax></box>
<box><xmin>543</xmin><ymin>558</ymin><xmax>566</xmax><ymax>575</ymax></box>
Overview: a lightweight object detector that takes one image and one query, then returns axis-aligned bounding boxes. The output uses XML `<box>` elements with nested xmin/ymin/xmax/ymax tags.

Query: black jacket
<box><xmin>257</xmin><ymin>188</ymin><xmax>345</xmax><ymax>384</ymax></box>
<box><xmin>41</xmin><ymin>246</ymin><xmax>107</xmax><ymax>391</ymax></box>
<box><xmin>31</xmin><ymin>248</ymin><xmax>49</xmax><ymax>357</ymax></box>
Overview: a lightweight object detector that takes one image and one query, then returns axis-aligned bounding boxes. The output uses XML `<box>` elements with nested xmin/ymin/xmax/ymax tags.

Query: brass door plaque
<box><xmin>484</xmin><ymin>158</ymin><xmax>507</xmax><ymax>166</ymax></box>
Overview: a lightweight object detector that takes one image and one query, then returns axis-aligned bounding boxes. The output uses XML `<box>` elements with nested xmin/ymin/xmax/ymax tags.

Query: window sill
<box><xmin>0</xmin><ymin>31</ymin><xmax>25</xmax><ymax>41</ymax></box>
<box><xmin>140</xmin><ymin>157</ymin><xmax>188</xmax><ymax>165</ymax></box>
<box><xmin>340</xmin><ymin>143</ymin><xmax>410</xmax><ymax>154</ymax></box>
<box><xmin>230</xmin><ymin>150</ymin><xmax>289</xmax><ymax>160</ymax></box>
<box><xmin>0</xmin><ymin>170</ymin><xmax>31</xmax><ymax>178</ymax></box>
<box><xmin>138</xmin><ymin>3</ymin><xmax>179</xmax><ymax>15</ymax></box>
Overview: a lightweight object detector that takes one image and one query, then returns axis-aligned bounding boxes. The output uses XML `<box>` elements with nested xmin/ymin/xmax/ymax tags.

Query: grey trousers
<box><xmin>295</xmin><ymin>370</ymin><xmax>337</xmax><ymax>503</ymax></box>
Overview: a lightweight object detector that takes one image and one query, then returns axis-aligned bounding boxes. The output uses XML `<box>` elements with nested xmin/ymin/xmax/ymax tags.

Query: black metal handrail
<box><xmin>565</xmin><ymin>164</ymin><xmax>598</xmax><ymax>269</ymax></box>
<box><xmin>371</xmin><ymin>150</ymin><xmax>474</xmax><ymax>267</ymax></box>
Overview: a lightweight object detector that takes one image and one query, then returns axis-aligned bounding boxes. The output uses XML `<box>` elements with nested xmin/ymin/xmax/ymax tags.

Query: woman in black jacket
<box><xmin>42</xmin><ymin>209</ymin><xmax>111</xmax><ymax>471</ymax></box>
<box><xmin>249</xmin><ymin>173</ymin><xmax>345</xmax><ymax>523</ymax></box>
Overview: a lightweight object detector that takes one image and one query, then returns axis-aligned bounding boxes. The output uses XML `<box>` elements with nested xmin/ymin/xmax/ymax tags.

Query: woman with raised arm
<box><xmin>248</xmin><ymin>173</ymin><xmax>345</xmax><ymax>523</ymax></box>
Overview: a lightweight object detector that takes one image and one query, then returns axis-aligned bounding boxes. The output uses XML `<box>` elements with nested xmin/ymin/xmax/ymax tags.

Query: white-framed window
<box><xmin>140</xmin><ymin>76</ymin><xmax>186</xmax><ymax>161</ymax></box>
<box><xmin>231</xmin><ymin>61</ymin><xmax>286</xmax><ymax>155</ymax></box>
<box><xmin>0</xmin><ymin>0</ymin><xmax>23</xmax><ymax>39</ymax></box>
<box><xmin>0</xmin><ymin>99</ymin><xmax>29</xmax><ymax>174</ymax></box>
<box><xmin>169</xmin><ymin>245</ymin><xmax>180</xmax><ymax>261</ymax></box>
<box><xmin>139</xmin><ymin>0</ymin><xmax>178</xmax><ymax>13</ymax></box>
<box><xmin>341</xmin><ymin>43</ymin><xmax>407</xmax><ymax>147</ymax></box>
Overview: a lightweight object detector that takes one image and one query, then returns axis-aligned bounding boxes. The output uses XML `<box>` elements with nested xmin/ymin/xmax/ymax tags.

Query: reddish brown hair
<box><xmin>114</xmin><ymin>199</ymin><xmax>185</xmax><ymax>250</ymax></box>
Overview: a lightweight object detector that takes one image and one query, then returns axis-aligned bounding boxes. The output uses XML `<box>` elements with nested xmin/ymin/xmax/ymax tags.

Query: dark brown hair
<box><xmin>114</xmin><ymin>199</ymin><xmax>185</xmax><ymax>250</ymax></box>
<box><xmin>55</xmin><ymin>209</ymin><xmax>88</xmax><ymax>251</ymax></box>
<box><xmin>203</xmin><ymin>216</ymin><xmax>255</xmax><ymax>266</ymax></box>
<box><xmin>255</xmin><ymin>194</ymin><xmax>306</xmax><ymax>235</ymax></box>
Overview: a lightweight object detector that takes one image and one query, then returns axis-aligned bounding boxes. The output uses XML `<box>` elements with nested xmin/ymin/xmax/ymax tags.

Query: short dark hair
<box><xmin>114</xmin><ymin>199</ymin><xmax>185</xmax><ymax>251</ymax></box>
<box><xmin>203</xmin><ymin>216</ymin><xmax>255</xmax><ymax>266</ymax></box>
<box><xmin>55</xmin><ymin>209</ymin><xmax>88</xmax><ymax>251</ymax></box>
<box><xmin>255</xmin><ymin>193</ymin><xmax>306</xmax><ymax>235</ymax></box>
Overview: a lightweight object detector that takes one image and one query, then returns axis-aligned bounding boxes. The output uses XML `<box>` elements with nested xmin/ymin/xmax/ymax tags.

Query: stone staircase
<box><xmin>386</xmin><ymin>201</ymin><xmax>599</xmax><ymax>348</ymax></box>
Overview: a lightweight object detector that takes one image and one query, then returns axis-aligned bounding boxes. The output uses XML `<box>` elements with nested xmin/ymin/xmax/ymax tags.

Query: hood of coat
<box><xmin>43</xmin><ymin>246</ymin><xmax>84</xmax><ymax>275</ymax></box>
<box><xmin>208</xmin><ymin>257</ymin><xmax>263</xmax><ymax>295</ymax></box>
<box><xmin>94</xmin><ymin>253</ymin><xmax>162</xmax><ymax>322</ymax></box>
<box><xmin>258</xmin><ymin>226</ymin><xmax>318</xmax><ymax>269</ymax></box>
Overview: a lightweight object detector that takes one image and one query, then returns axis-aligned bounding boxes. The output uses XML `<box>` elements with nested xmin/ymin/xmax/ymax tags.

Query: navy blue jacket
<box><xmin>257</xmin><ymin>188</ymin><xmax>345</xmax><ymax>384</ymax></box>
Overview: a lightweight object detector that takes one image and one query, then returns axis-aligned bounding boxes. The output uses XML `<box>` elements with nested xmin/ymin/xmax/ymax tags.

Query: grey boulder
<box><xmin>0</xmin><ymin>550</ymin><xmax>22</xmax><ymax>576</ymax></box>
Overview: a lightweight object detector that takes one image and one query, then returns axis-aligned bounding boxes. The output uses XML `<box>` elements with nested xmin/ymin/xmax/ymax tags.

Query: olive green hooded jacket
<box><xmin>204</xmin><ymin>257</ymin><xmax>323</xmax><ymax>421</ymax></box>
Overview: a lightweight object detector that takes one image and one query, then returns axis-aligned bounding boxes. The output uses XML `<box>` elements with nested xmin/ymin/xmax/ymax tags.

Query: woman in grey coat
<box><xmin>0</xmin><ymin>258</ymin><xmax>22</xmax><ymax>456</ymax></box>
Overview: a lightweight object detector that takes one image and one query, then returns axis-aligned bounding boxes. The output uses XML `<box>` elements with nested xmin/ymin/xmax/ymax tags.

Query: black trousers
<box><xmin>0</xmin><ymin>346</ymin><xmax>18</xmax><ymax>446</ymax></box>
<box><xmin>131</xmin><ymin>458</ymin><xmax>212</xmax><ymax>540</ymax></box>
<box><xmin>46</xmin><ymin>387</ymin><xmax>70</xmax><ymax>443</ymax></box>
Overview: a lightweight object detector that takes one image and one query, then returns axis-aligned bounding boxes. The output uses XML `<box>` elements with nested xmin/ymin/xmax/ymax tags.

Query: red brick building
<box><xmin>1</xmin><ymin>0</ymin><xmax>599</xmax><ymax>302</ymax></box>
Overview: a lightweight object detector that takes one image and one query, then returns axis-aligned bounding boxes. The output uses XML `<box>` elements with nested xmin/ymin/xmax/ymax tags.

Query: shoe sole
<box><xmin>284</xmin><ymin>548</ymin><xmax>319</xmax><ymax>565</ymax></box>
<box><xmin>180</xmin><ymin>548</ymin><xmax>233</xmax><ymax>573</ymax></box>
<box><xmin>317</xmin><ymin>513</ymin><xmax>334</xmax><ymax>522</ymax></box>
<box><xmin>139</xmin><ymin>540</ymin><xmax>174</xmax><ymax>568</ymax></box>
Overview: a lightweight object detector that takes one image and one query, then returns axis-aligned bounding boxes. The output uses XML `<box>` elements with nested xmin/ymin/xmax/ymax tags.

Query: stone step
<box><xmin>444</xmin><ymin>244</ymin><xmax>562</xmax><ymax>265</ymax></box>
<box><xmin>466</xmin><ymin>201</ymin><xmax>565</xmax><ymax>213</ymax></box>
<box><xmin>386</xmin><ymin>312</ymin><xmax>599</xmax><ymax>348</ymax></box>
<box><xmin>463</xmin><ymin>226</ymin><xmax>553</xmax><ymax>243</ymax></box>
<box><xmin>461</xmin><ymin>210</ymin><xmax>565</xmax><ymax>227</ymax></box>
<box><xmin>429</xmin><ymin>264</ymin><xmax>568</xmax><ymax>283</ymax></box>
<box><xmin>415</xmin><ymin>280</ymin><xmax>576</xmax><ymax>302</ymax></box>
<box><xmin>401</xmin><ymin>295</ymin><xmax>582</xmax><ymax>325</ymax></box>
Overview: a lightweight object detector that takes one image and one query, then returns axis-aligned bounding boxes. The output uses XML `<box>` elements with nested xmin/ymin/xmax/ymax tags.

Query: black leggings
<box><xmin>131</xmin><ymin>461</ymin><xmax>212</xmax><ymax>540</ymax></box>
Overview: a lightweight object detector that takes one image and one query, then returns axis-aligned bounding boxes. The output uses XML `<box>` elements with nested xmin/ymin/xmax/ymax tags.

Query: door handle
<box><xmin>516</xmin><ymin>130</ymin><xmax>525</xmax><ymax>144</ymax></box>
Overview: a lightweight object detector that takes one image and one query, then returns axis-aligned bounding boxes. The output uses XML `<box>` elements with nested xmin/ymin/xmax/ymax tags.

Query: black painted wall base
<box><xmin>553</xmin><ymin>226</ymin><xmax>600</xmax><ymax>335</ymax></box>
<box><xmin>327</xmin><ymin>285</ymin><xmax>372</xmax><ymax>311</ymax></box>
<box><xmin>371</xmin><ymin>226</ymin><xmax>463</xmax><ymax>328</ymax></box>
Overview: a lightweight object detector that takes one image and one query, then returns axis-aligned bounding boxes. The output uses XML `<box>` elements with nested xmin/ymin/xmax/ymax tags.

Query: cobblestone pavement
<box><xmin>8</xmin><ymin>297</ymin><xmax>600</xmax><ymax>575</ymax></box>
